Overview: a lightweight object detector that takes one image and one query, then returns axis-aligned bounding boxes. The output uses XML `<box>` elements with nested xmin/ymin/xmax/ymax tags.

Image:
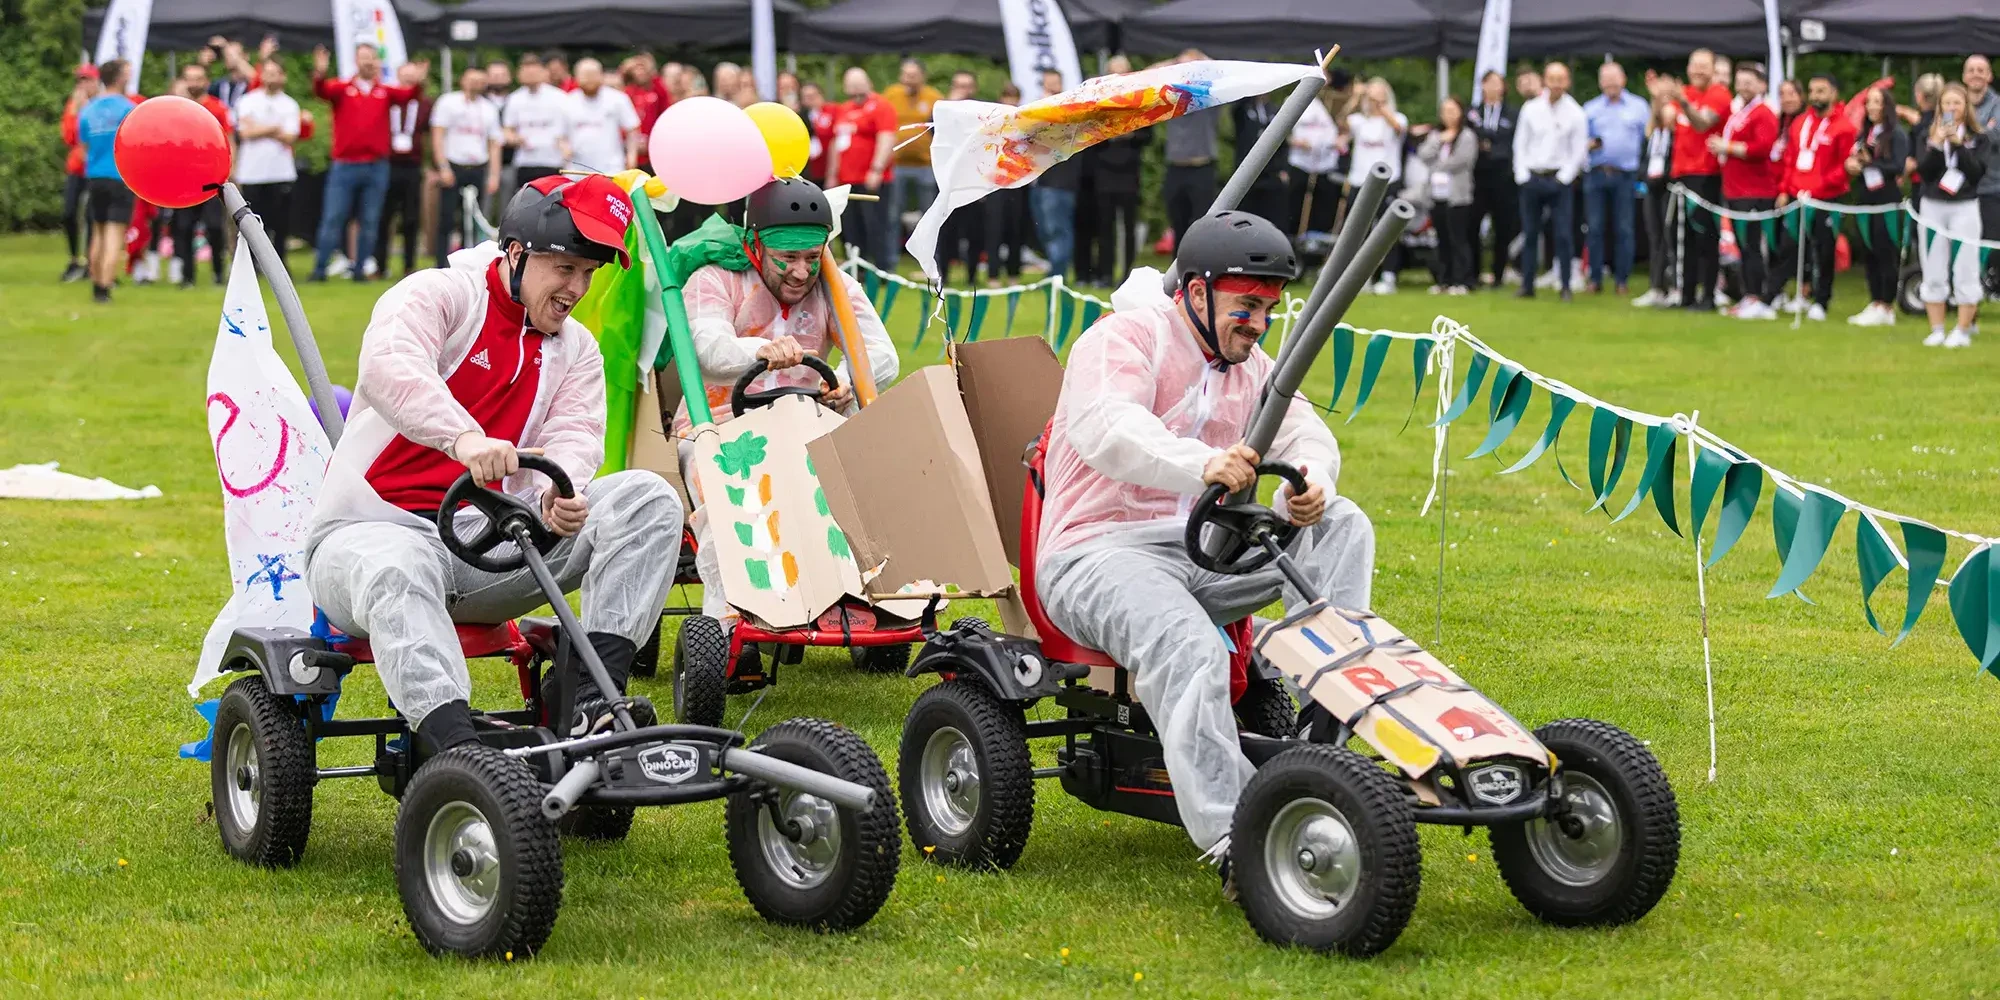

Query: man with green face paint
<box><xmin>676</xmin><ymin>176</ymin><xmax>901</xmax><ymax>621</ymax></box>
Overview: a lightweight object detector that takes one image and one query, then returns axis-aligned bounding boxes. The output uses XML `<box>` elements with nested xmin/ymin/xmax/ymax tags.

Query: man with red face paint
<box><xmin>1036</xmin><ymin>210</ymin><xmax>1376</xmax><ymax>890</ymax></box>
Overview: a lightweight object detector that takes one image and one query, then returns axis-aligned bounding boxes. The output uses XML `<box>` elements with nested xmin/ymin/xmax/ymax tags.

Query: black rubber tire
<box><xmin>898</xmin><ymin>679</ymin><xmax>1035</xmax><ymax>870</ymax></box>
<box><xmin>1236</xmin><ymin>676</ymin><xmax>1298</xmax><ymax>739</ymax></box>
<box><xmin>1231</xmin><ymin>745</ymin><xmax>1421</xmax><ymax>957</ymax></box>
<box><xmin>394</xmin><ymin>745</ymin><xmax>565</xmax><ymax>958</ymax></box>
<box><xmin>672</xmin><ymin>615</ymin><xmax>729</xmax><ymax>728</ymax></box>
<box><xmin>211</xmin><ymin>675</ymin><xmax>317</xmax><ymax>868</ymax></box>
<box><xmin>1897</xmin><ymin>262</ymin><xmax>1925</xmax><ymax>316</ymax></box>
<box><xmin>1489</xmin><ymin>719</ymin><xmax>1680</xmax><ymax>927</ymax></box>
<box><xmin>725</xmin><ymin>718</ymin><xmax>901</xmax><ymax>931</ymax></box>
<box><xmin>630</xmin><ymin>613</ymin><xmax>664</xmax><ymax>679</ymax></box>
<box><xmin>848</xmin><ymin>643</ymin><xmax>912</xmax><ymax>674</ymax></box>
<box><xmin>556</xmin><ymin>700</ymin><xmax>655</xmax><ymax>842</ymax></box>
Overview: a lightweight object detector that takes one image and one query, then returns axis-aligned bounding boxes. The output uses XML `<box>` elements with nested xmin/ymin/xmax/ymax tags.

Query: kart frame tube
<box><xmin>1274</xmin><ymin>163</ymin><xmax>1393</xmax><ymax>370</ymax></box>
<box><xmin>221</xmin><ymin>182</ymin><xmax>346</xmax><ymax>445</ymax></box>
<box><xmin>633</xmin><ymin>194</ymin><xmax>716</xmax><ymax>426</ymax></box>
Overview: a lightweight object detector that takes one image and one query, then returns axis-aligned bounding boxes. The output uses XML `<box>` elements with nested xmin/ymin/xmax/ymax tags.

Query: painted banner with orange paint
<box><xmin>686</xmin><ymin>394</ymin><xmax>864</xmax><ymax>628</ymax></box>
<box><xmin>1256</xmin><ymin>606</ymin><xmax>1551</xmax><ymax>778</ymax></box>
<box><xmin>907</xmin><ymin>59</ymin><xmax>1321</xmax><ymax>283</ymax></box>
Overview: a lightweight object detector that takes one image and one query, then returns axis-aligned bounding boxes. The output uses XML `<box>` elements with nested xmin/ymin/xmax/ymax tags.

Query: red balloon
<box><xmin>115</xmin><ymin>96</ymin><xmax>232</xmax><ymax>209</ymax></box>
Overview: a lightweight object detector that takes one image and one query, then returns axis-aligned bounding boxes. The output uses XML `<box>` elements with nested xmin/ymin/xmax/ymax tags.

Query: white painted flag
<box><xmin>190</xmin><ymin>241</ymin><xmax>333</xmax><ymax>697</ymax></box>
<box><xmin>1473</xmin><ymin>0</ymin><xmax>1511</xmax><ymax>90</ymax></box>
<box><xmin>92</xmin><ymin>0</ymin><xmax>152</xmax><ymax>95</ymax></box>
<box><xmin>997</xmin><ymin>0</ymin><xmax>1083</xmax><ymax>99</ymax></box>
<box><xmin>333</xmin><ymin>0</ymin><xmax>409</xmax><ymax>79</ymax></box>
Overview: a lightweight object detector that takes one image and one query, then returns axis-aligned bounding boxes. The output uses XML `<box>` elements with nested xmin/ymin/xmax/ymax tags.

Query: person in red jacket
<box><xmin>621</xmin><ymin>53</ymin><xmax>673</xmax><ymax>170</ymax></box>
<box><xmin>308</xmin><ymin>43</ymin><xmax>425</xmax><ymax>283</ymax></box>
<box><xmin>59</xmin><ymin>65</ymin><xmax>98</xmax><ymax>283</ymax></box>
<box><xmin>1712</xmin><ymin>63</ymin><xmax>1780</xmax><ymax>320</ymax></box>
<box><xmin>1670</xmin><ymin>49</ymin><xmax>1734</xmax><ymax>310</ymax></box>
<box><xmin>169</xmin><ymin>62</ymin><xmax>237</xmax><ymax>288</ymax></box>
<box><xmin>1769</xmin><ymin>74</ymin><xmax>1858</xmax><ymax>321</ymax></box>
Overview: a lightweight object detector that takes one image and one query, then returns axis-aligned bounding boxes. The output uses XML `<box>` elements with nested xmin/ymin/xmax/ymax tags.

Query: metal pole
<box><xmin>441</xmin><ymin>47</ymin><xmax>451</xmax><ymax>90</ymax></box>
<box><xmin>1275</xmin><ymin>162</ymin><xmax>1392</xmax><ymax>367</ymax></box>
<box><xmin>1208</xmin><ymin>63</ymin><xmax>1330</xmax><ymax>216</ymax></box>
<box><xmin>1436</xmin><ymin>55</ymin><xmax>1450</xmax><ymax>106</ymax></box>
<box><xmin>220</xmin><ymin>182</ymin><xmax>346</xmax><ymax>444</ymax></box>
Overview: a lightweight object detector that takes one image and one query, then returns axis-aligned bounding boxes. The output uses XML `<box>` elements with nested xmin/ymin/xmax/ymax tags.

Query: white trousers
<box><xmin>1919</xmin><ymin>198</ymin><xmax>1986</xmax><ymax>307</ymax></box>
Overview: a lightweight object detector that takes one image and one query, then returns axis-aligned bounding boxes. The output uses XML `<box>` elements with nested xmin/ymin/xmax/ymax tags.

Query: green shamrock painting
<box><xmin>713</xmin><ymin>432</ymin><xmax>768</xmax><ymax>480</ymax></box>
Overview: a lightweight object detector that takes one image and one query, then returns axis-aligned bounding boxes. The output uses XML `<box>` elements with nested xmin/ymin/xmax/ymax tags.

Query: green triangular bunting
<box><xmin>1329</xmin><ymin>325</ymin><xmax>1356</xmax><ymax>410</ymax></box>
<box><xmin>1500</xmin><ymin>394</ymin><xmax>1575</xmax><ymax>474</ymax></box>
<box><xmin>1896</xmin><ymin>522</ymin><xmax>1949</xmax><ymax>646</ymax></box>
<box><xmin>966</xmin><ymin>295</ymin><xmax>990</xmax><ymax>342</ymax></box>
<box><xmin>1345</xmin><ymin>334</ymin><xmax>1393</xmax><ymax>424</ymax></box>
<box><xmin>1468</xmin><ymin>374</ymin><xmax>1531</xmax><ymax>459</ymax></box>
<box><xmin>1947</xmin><ymin>545</ymin><xmax>2000</xmax><ymax>676</ymax></box>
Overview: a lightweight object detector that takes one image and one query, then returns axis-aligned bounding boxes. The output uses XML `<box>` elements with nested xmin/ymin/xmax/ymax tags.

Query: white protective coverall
<box><xmin>306</xmin><ymin>242</ymin><xmax>684</xmax><ymax>728</ymax></box>
<box><xmin>674</xmin><ymin>263</ymin><xmax>900</xmax><ymax>619</ymax></box>
<box><xmin>1037</xmin><ymin>271</ymin><xmax>1375</xmax><ymax>851</ymax></box>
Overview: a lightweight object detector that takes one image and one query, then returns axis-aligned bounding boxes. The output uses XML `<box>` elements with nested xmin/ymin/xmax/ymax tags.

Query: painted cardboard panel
<box><xmin>687</xmin><ymin>394</ymin><xmax>864</xmax><ymax>629</ymax></box>
<box><xmin>954</xmin><ymin>337</ymin><xmax>1065</xmax><ymax>567</ymax></box>
<box><xmin>1256</xmin><ymin>606</ymin><xmax>1548</xmax><ymax>776</ymax></box>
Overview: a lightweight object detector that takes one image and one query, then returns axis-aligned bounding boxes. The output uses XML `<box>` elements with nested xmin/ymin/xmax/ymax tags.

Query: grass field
<box><xmin>3</xmin><ymin>230</ymin><xmax>1999</xmax><ymax>998</ymax></box>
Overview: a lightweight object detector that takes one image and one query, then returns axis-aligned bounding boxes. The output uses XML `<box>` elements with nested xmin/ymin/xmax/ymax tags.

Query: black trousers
<box><xmin>172</xmin><ymin>198</ymin><xmax>227</xmax><ymax>284</ymax></box>
<box><xmin>1644</xmin><ymin>181</ymin><xmax>1676</xmax><ymax>293</ymax></box>
<box><xmin>376</xmin><ymin>162</ymin><xmax>425</xmax><ymax>275</ymax></box>
<box><xmin>240</xmin><ymin>182</ymin><xmax>295</xmax><ymax>270</ymax></box>
<box><xmin>63</xmin><ymin>174</ymin><xmax>89</xmax><ymax>259</ymax></box>
<box><xmin>435</xmin><ymin>165</ymin><xmax>487</xmax><ymax>268</ymax></box>
<box><xmin>1982</xmin><ymin>195</ymin><xmax>2000</xmax><ymax>295</ymax></box>
<box><xmin>938</xmin><ymin>204</ymin><xmax>987</xmax><ymax>285</ymax></box>
<box><xmin>1471</xmin><ymin>165</ymin><xmax>1519</xmax><ymax>281</ymax></box>
<box><xmin>840</xmin><ymin>196</ymin><xmax>888</xmax><ymax>268</ymax></box>
<box><xmin>1287</xmin><ymin>171</ymin><xmax>1338</xmax><ymax>235</ymax></box>
<box><xmin>1095</xmin><ymin>191</ymin><xmax>1140</xmax><ymax>287</ymax></box>
<box><xmin>1518</xmin><ymin>174</ymin><xmax>1574</xmax><ymax>292</ymax></box>
<box><xmin>1163</xmin><ymin>163</ymin><xmax>1217</xmax><ymax>241</ymax></box>
<box><xmin>1239</xmin><ymin>176</ymin><xmax>1289</xmax><ymax>230</ymax></box>
<box><xmin>1677</xmin><ymin>174</ymin><xmax>1724</xmax><ymax>304</ymax></box>
<box><xmin>1434</xmin><ymin>203</ymin><xmax>1477</xmax><ymax>288</ymax></box>
<box><xmin>984</xmin><ymin>187</ymin><xmax>1031</xmax><ymax>280</ymax></box>
<box><xmin>1072</xmin><ymin>176</ymin><xmax>1102</xmax><ymax>283</ymax></box>
<box><xmin>1726</xmin><ymin>197</ymin><xmax>1776</xmax><ymax>302</ymax></box>
<box><xmin>1764</xmin><ymin>207</ymin><xmax>1837</xmax><ymax>307</ymax></box>
<box><xmin>1857</xmin><ymin>211</ymin><xmax>1901</xmax><ymax>303</ymax></box>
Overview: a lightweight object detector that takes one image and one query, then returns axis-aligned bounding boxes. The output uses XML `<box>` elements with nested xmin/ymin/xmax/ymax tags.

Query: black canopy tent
<box><xmin>411</xmin><ymin>0</ymin><xmax>802</xmax><ymax>49</ymax></box>
<box><xmin>83</xmin><ymin>0</ymin><xmax>441</xmax><ymax>54</ymax></box>
<box><xmin>1121</xmin><ymin>0</ymin><xmax>1444</xmax><ymax>60</ymax></box>
<box><xmin>1438</xmin><ymin>0</ymin><xmax>1779</xmax><ymax>60</ymax></box>
<box><xmin>1795</xmin><ymin>0</ymin><xmax>2000</xmax><ymax>55</ymax></box>
<box><xmin>792</xmin><ymin>0</ymin><xmax>1136</xmax><ymax>56</ymax></box>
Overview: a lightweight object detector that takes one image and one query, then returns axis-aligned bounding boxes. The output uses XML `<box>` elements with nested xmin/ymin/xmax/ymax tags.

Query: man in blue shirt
<box><xmin>1582</xmin><ymin>61</ymin><xmax>1650</xmax><ymax>294</ymax></box>
<box><xmin>77</xmin><ymin>59</ymin><xmax>136</xmax><ymax>303</ymax></box>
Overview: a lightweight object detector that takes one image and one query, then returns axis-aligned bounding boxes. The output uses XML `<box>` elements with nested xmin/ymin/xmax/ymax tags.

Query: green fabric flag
<box><xmin>1769</xmin><ymin>486</ymin><xmax>1846</xmax><ymax>601</ymax></box>
<box><xmin>1055</xmin><ymin>291</ymin><xmax>1078</xmax><ymax>349</ymax></box>
<box><xmin>1651</xmin><ymin>426</ymin><xmax>1682</xmax><ymax>536</ymax></box>
<box><xmin>966</xmin><ymin>295</ymin><xmax>990</xmax><ymax>342</ymax></box>
<box><xmin>1947</xmin><ymin>545</ymin><xmax>2000</xmax><ymax>676</ymax></box>
<box><xmin>1487</xmin><ymin>364</ymin><xmax>1519</xmax><ymax>422</ymax></box>
<box><xmin>879</xmin><ymin>281</ymin><xmax>900</xmax><ymax>323</ymax></box>
<box><xmin>570</xmin><ymin>223</ymin><xmax>659</xmax><ymax>475</ymax></box>
<box><xmin>1004</xmin><ymin>290</ymin><xmax>1021</xmax><ymax>335</ymax></box>
<box><xmin>1886</xmin><ymin>211</ymin><xmax>1904</xmax><ymax>247</ymax></box>
<box><xmin>1761</xmin><ymin>218</ymin><xmax>1777</xmax><ymax>252</ymax></box>
<box><xmin>1434</xmin><ymin>352</ymin><xmax>1491</xmax><ymax>427</ymax></box>
<box><xmin>1855</xmin><ymin>214</ymin><xmax>1871</xmax><ymax>252</ymax></box>
<box><xmin>1405</xmin><ymin>338</ymin><xmax>1435</xmax><ymax>430</ymax></box>
<box><xmin>1896</xmin><ymin>522</ymin><xmax>1949</xmax><ymax>646</ymax></box>
<box><xmin>1500</xmin><ymin>394</ymin><xmax>1575</xmax><ymax>474</ymax></box>
<box><xmin>1690</xmin><ymin>445</ymin><xmax>1731</xmax><ymax>539</ymax></box>
<box><xmin>1857</xmin><ymin>515</ymin><xmax>1901</xmax><ymax>636</ymax></box>
<box><xmin>1614</xmin><ymin>423</ymin><xmax>1679</xmax><ymax>524</ymax></box>
<box><xmin>1685</xmin><ymin>195</ymin><xmax>1707</xmax><ymax>234</ymax></box>
<box><xmin>913</xmin><ymin>290</ymin><xmax>934</xmax><ymax>349</ymax></box>
<box><xmin>945</xmin><ymin>293</ymin><xmax>964</xmax><ymax>344</ymax></box>
<box><xmin>1329</xmin><ymin>325</ymin><xmax>1356</xmax><ymax>410</ymax></box>
<box><xmin>1585</xmin><ymin>409</ymin><xmax>1633</xmax><ymax>513</ymax></box>
<box><xmin>1344</xmin><ymin>334</ymin><xmax>1393</xmax><ymax>425</ymax></box>
<box><xmin>1708</xmin><ymin>461</ymin><xmax>1763</xmax><ymax>567</ymax></box>
<box><xmin>1081</xmin><ymin>300</ymin><xmax>1104</xmax><ymax>339</ymax></box>
<box><xmin>1468</xmin><ymin>373</ymin><xmax>1530</xmax><ymax>459</ymax></box>
<box><xmin>862</xmin><ymin>268</ymin><xmax>880</xmax><ymax>307</ymax></box>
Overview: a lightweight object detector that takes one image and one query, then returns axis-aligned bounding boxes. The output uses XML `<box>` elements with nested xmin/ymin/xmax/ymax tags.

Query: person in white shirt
<box><xmin>1343</xmin><ymin>77</ymin><xmax>1409</xmax><ymax>292</ymax></box>
<box><xmin>232</xmin><ymin>58</ymin><xmax>303</xmax><ymax>267</ymax></box>
<box><xmin>430</xmin><ymin>66</ymin><xmax>503</xmax><ymax>268</ymax></box>
<box><xmin>1511</xmin><ymin>61</ymin><xmax>1590</xmax><ymax>299</ymax></box>
<box><xmin>564</xmin><ymin>58</ymin><xmax>641</xmax><ymax>175</ymax></box>
<box><xmin>1286</xmin><ymin>90</ymin><xmax>1342</xmax><ymax>236</ymax></box>
<box><xmin>502</xmin><ymin>54</ymin><xmax>570</xmax><ymax>190</ymax></box>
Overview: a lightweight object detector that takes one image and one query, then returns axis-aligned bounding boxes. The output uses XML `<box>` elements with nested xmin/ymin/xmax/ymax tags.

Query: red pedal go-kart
<box><xmin>667</xmin><ymin>357</ymin><xmax>933</xmax><ymax>729</ymax></box>
<box><xmin>896</xmin><ymin>433</ymin><xmax>1681</xmax><ymax>956</ymax></box>
<box><xmin>206</xmin><ymin>455</ymin><xmax>901</xmax><ymax>958</ymax></box>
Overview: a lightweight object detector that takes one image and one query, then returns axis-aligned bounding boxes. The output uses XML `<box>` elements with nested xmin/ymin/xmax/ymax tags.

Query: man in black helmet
<box><xmin>306</xmin><ymin>174</ymin><xmax>685</xmax><ymax>760</ymax></box>
<box><xmin>1036</xmin><ymin>211</ymin><xmax>1376</xmax><ymax>873</ymax></box>
<box><xmin>675</xmin><ymin>176</ymin><xmax>900</xmax><ymax>621</ymax></box>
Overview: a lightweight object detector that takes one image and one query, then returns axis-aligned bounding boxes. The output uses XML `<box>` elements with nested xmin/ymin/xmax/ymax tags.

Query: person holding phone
<box><xmin>1915</xmin><ymin>84</ymin><xmax>1987</xmax><ymax>348</ymax></box>
<box><xmin>1845</xmin><ymin>86</ymin><xmax>1909</xmax><ymax>327</ymax></box>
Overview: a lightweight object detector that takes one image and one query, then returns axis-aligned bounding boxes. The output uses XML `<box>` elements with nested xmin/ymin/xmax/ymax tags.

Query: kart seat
<box><xmin>323</xmin><ymin>620</ymin><xmax>534</xmax><ymax>666</ymax></box>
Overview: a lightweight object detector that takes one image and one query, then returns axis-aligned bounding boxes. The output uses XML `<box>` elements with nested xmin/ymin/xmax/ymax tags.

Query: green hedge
<box><xmin>0</xmin><ymin>0</ymin><xmax>83</xmax><ymax>230</ymax></box>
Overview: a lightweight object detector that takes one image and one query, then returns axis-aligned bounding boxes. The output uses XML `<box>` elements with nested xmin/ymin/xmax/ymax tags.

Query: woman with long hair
<box><xmin>1347</xmin><ymin>77</ymin><xmax>1408</xmax><ymax>293</ymax></box>
<box><xmin>1845</xmin><ymin>86</ymin><xmax>1910</xmax><ymax>326</ymax></box>
<box><xmin>1637</xmin><ymin>91</ymin><xmax>1681</xmax><ymax>306</ymax></box>
<box><xmin>1419</xmin><ymin>95</ymin><xmax>1480</xmax><ymax>293</ymax></box>
<box><xmin>1915</xmin><ymin>83</ymin><xmax>1987</xmax><ymax>347</ymax></box>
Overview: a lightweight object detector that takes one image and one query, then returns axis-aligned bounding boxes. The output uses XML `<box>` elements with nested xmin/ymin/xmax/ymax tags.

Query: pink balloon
<box><xmin>649</xmin><ymin>97</ymin><xmax>775</xmax><ymax>205</ymax></box>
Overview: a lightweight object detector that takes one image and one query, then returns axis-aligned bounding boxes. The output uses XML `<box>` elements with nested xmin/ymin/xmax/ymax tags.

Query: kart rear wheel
<box><xmin>630</xmin><ymin>613</ymin><xmax>664</xmax><ymax>679</ymax></box>
<box><xmin>395</xmin><ymin>745</ymin><xmax>564</xmax><ymax>958</ymax></box>
<box><xmin>1231</xmin><ymin>745</ymin><xmax>1421</xmax><ymax>957</ymax></box>
<box><xmin>1236</xmin><ymin>675</ymin><xmax>1298</xmax><ymax>739</ymax></box>
<box><xmin>211</xmin><ymin>675</ymin><xmax>316</xmax><ymax>868</ymax></box>
<box><xmin>848</xmin><ymin>643</ymin><xmax>912</xmax><ymax>674</ymax></box>
<box><xmin>898</xmin><ymin>679</ymin><xmax>1034</xmax><ymax>870</ymax></box>
<box><xmin>673</xmin><ymin>615</ymin><xmax>729</xmax><ymax>728</ymax></box>
<box><xmin>1490</xmin><ymin>719</ymin><xmax>1680</xmax><ymax>927</ymax></box>
<box><xmin>726</xmin><ymin>718</ymin><xmax>900</xmax><ymax>930</ymax></box>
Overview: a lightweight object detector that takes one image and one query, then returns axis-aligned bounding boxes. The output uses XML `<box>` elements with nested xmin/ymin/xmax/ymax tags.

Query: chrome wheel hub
<box><xmin>1265</xmin><ymin>797</ymin><xmax>1362</xmax><ymax>919</ymax></box>
<box><xmin>1526</xmin><ymin>773</ymin><xmax>1622</xmax><ymax>886</ymax></box>
<box><xmin>424</xmin><ymin>801</ymin><xmax>500</xmax><ymax>925</ymax></box>
<box><xmin>223</xmin><ymin>722</ymin><xmax>261</xmax><ymax>831</ymax></box>
<box><xmin>920</xmin><ymin>726</ymin><xmax>981</xmax><ymax>838</ymax></box>
<box><xmin>757</xmin><ymin>791</ymin><xmax>842</xmax><ymax>889</ymax></box>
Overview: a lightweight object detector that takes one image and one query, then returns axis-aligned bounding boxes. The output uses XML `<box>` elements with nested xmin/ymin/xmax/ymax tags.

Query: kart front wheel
<box><xmin>1490</xmin><ymin>719</ymin><xmax>1680</xmax><ymax>927</ymax></box>
<box><xmin>673</xmin><ymin>615</ymin><xmax>729</xmax><ymax>728</ymax></box>
<box><xmin>1235</xmin><ymin>675</ymin><xmax>1298</xmax><ymax>739</ymax></box>
<box><xmin>898</xmin><ymin>679</ymin><xmax>1035</xmax><ymax>870</ymax></box>
<box><xmin>394</xmin><ymin>745</ymin><xmax>564</xmax><ymax>958</ymax></box>
<box><xmin>726</xmin><ymin>718</ymin><xmax>901</xmax><ymax>930</ymax></box>
<box><xmin>211</xmin><ymin>675</ymin><xmax>317</xmax><ymax>868</ymax></box>
<box><xmin>1231</xmin><ymin>745</ymin><xmax>1421</xmax><ymax>957</ymax></box>
<box><xmin>849</xmin><ymin>643</ymin><xmax>913</xmax><ymax>674</ymax></box>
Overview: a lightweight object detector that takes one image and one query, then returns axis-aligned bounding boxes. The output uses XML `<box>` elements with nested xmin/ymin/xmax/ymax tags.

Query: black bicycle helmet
<box><xmin>498</xmin><ymin>174</ymin><xmax>631</xmax><ymax>302</ymax></box>
<box><xmin>745</xmin><ymin>176</ymin><xmax>833</xmax><ymax>235</ymax></box>
<box><xmin>1174</xmin><ymin>211</ymin><xmax>1298</xmax><ymax>366</ymax></box>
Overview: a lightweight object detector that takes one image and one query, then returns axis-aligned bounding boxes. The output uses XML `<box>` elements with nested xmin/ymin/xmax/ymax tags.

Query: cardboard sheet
<box><xmin>1256</xmin><ymin>606</ymin><xmax>1549</xmax><ymax>777</ymax></box>
<box><xmin>953</xmin><ymin>337</ymin><xmax>1065</xmax><ymax>566</ymax></box>
<box><xmin>686</xmin><ymin>394</ymin><xmax>864</xmax><ymax>628</ymax></box>
<box><xmin>627</xmin><ymin>368</ymin><xmax>689</xmax><ymax>509</ymax></box>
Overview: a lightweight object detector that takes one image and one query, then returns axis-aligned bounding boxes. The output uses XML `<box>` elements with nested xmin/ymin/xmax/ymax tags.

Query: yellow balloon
<box><xmin>745</xmin><ymin>102</ymin><xmax>811</xmax><ymax>179</ymax></box>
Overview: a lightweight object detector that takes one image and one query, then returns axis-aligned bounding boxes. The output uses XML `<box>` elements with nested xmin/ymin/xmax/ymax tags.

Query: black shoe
<box><xmin>306</xmin><ymin>272</ymin><xmax>327</xmax><ymax>283</ymax></box>
<box><xmin>1684</xmin><ymin>298</ymin><xmax>1715</xmax><ymax>312</ymax></box>
<box><xmin>1514</xmin><ymin>287</ymin><xmax>1535</xmax><ymax>299</ymax></box>
<box><xmin>1560</xmin><ymin>288</ymin><xmax>1574</xmax><ymax>302</ymax></box>
<box><xmin>178</xmin><ymin>280</ymin><xmax>195</xmax><ymax>291</ymax></box>
<box><xmin>92</xmin><ymin>285</ymin><xmax>111</xmax><ymax>303</ymax></box>
<box><xmin>539</xmin><ymin>632</ymin><xmax>643</xmax><ymax>733</ymax></box>
<box><xmin>60</xmin><ymin>262</ymin><xmax>86</xmax><ymax>283</ymax></box>
<box><xmin>414</xmin><ymin>699</ymin><xmax>481</xmax><ymax>765</ymax></box>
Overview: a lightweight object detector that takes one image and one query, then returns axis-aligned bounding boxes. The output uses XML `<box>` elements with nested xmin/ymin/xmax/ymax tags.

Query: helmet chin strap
<box><xmin>506</xmin><ymin>243</ymin><xmax>527</xmax><ymax>304</ymax></box>
<box><xmin>1181</xmin><ymin>273</ymin><xmax>1232</xmax><ymax>371</ymax></box>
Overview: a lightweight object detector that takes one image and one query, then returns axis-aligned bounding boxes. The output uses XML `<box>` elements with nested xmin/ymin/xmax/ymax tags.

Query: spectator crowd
<box><xmin>58</xmin><ymin>40</ymin><xmax>2000</xmax><ymax>348</ymax></box>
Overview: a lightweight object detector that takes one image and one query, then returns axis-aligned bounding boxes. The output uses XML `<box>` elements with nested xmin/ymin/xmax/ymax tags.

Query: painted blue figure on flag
<box><xmin>245</xmin><ymin>552</ymin><xmax>301</xmax><ymax>600</ymax></box>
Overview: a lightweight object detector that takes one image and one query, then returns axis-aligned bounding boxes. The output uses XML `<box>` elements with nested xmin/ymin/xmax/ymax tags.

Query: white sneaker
<box><xmin>362</xmin><ymin>257</ymin><xmax>381</xmax><ymax>279</ymax></box>
<box><xmin>1924</xmin><ymin>328</ymin><xmax>1948</xmax><ymax>346</ymax></box>
<box><xmin>1944</xmin><ymin>329</ymin><xmax>1974</xmax><ymax>349</ymax></box>
<box><xmin>1428</xmin><ymin>284</ymin><xmax>1443</xmax><ymax>295</ymax></box>
<box><xmin>1716</xmin><ymin>290</ymin><xmax>1735</xmax><ymax>308</ymax></box>
<box><xmin>1860</xmin><ymin>303</ymin><xmax>1896</xmax><ymax>327</ymax></box>
<box><xmin>1371</xmin><ymin>274</ymin><xmax>1397</xmax><ymax>296</ymax></box>
<box><xmin>327</xmin><ymin>253</ymin><xmax>353</xmax><ymax>279</ymax></box>
<box><xmin>1662</xmin><ymin>290</ymin><xmax>1682</xmax><ymax>308</ymax></box>
<box><xmin>1806</xmin><ymin>304</ymin><xmax>1827</xmax><ymax>321</ymax></box>
<box><xmin>1781</xmin><ymin>297</ymin><xmax>1807</xmax><ymax>315</ymax></box>
<box><xmin>1448</xmin><ymin>285</ymin><xmax>1470</xmax><ymax>296</ymax></box>
<box><xmin>1631</xmin><ymin>289</ymin><xmax>1662</xmax><ymax>308</ymax></box>
<box><xmin>132</xmin><ymin>250</ymin><xmax>160</xmax><ymax>284</ymax></box>
<box><xmin>166</xmin><ymin>256</ymin><xmax>185</xmax><ymax>286</ymax></box>
<box><xmin>1736</xmin><ymin>301</ymin><xmax>1778</xmax><ymax>320</ymax></box>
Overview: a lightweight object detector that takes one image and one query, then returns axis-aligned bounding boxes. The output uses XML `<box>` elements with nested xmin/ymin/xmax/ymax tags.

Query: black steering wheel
<box><xmin>730</xmin><ymin>355</ymin><xmax>842</xmax><ymax>417</ymax></box>
<box><xmin>1183</xmin><ymin>461</ymin><xmax>1309</xmax><ymax>575</ymax></box>
<box><xmin>438</xmin><ymin>453</ymin><xmax>574</xmax><ymax>573</ymax></box>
